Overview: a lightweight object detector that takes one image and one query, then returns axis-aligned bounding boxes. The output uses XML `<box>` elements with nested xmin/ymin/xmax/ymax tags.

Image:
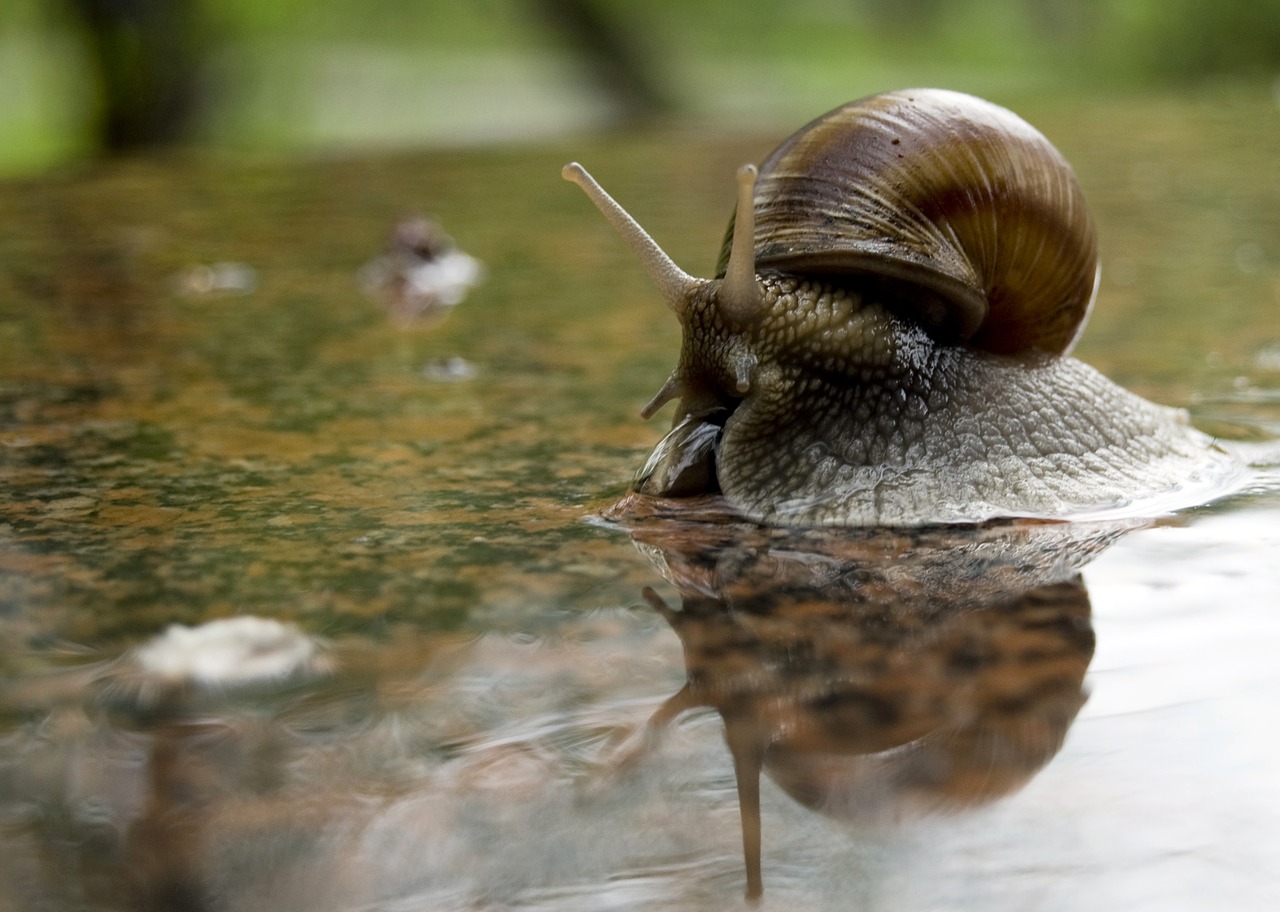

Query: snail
<box><xmin>563</xmin><ymin>88</ymin><xmax>1244</xmax><ymax>526</ymax></box>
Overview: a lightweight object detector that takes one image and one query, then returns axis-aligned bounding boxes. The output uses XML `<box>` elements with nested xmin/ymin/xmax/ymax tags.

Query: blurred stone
<box><xmin>361</xmin><ymin>215</ymin><xmax>484</xmax><ymax>325</ymax></box>
<box><xmin>175</xmin><ymin>261</ymin><xmax>257</xmax><ymax>296</ymax></box>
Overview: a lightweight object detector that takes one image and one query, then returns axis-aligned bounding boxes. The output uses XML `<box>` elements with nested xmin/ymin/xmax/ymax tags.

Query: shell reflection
<box><xmin>610</xmin><ymin>497</ymin><xmax>1130</xmax><ymax>898</ymax></box>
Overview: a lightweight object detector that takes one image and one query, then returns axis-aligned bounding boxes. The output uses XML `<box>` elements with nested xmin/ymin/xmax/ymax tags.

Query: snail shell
<box><xmin>563</xmin><ymin>89</ymin><xmax>1244</xmax><ymax>526</ymax></box>
<box><xmin>716</xmin><ymin>89</ymin><xmax>1099</xmax><ymax>356</ymax></box>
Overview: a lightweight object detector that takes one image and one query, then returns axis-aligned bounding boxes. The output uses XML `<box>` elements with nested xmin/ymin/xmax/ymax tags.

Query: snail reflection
<box><xmin>608</xmin><ymin>501</ymin><xmax>1133</xmax><ymax>899</ymax></box>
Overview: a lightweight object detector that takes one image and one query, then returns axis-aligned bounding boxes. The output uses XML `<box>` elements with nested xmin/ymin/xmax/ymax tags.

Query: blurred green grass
<box><xmin>1</xmin><ymin>0</ymin><xmax>1278</xmax><ymax>176</ymax></box>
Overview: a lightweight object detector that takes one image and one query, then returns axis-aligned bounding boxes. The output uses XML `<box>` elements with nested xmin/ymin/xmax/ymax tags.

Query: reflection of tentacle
<box><xmin>612</xmin><ymin>517</ymin><xmax>1127</xmax><ymax>898</ymax></box>
<box><xmin>725</xmin><ymin>716</ymin><xmax>766</xmax><ymax>901</ymax></box>
<box><xmin>641</xmin><ymin>585</ymin><xmax>677</xmax><ymax>623</ymax></box>
<box><xmin>586</xmin><ymin>588</ymin><xmax>698</xmax><ymax>786</ymax></box>
<box><xmin>595</xmin><ymin>682</ymin><xmax>696</xmax><ymax>783</ymax></box>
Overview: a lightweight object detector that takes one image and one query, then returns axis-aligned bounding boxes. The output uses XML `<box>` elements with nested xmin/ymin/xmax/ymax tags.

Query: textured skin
<box><xmin>647</xmin><ymin>274</ymin><xmax>1241</xmax><ymax>526</ymax></box>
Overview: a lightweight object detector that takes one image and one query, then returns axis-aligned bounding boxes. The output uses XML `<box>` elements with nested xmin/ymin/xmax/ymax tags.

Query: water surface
<box><xmin>1</xmin><ymin>93</ymin><xmax>1278</xmax><ymax>910</ymax></box>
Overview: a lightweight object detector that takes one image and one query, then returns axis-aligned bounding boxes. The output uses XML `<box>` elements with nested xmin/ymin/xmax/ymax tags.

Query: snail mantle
<box><xmin>564</xmin><ymin>88</ymin><xmax>1245</xmax><ymax>526</ymax></box>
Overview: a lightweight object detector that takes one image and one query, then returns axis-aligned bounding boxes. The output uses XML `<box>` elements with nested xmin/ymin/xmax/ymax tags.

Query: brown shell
<box><xmin>717</xmin><ymin>89</ymin><xmax>1099</xmax><ymax>356</ymax></box>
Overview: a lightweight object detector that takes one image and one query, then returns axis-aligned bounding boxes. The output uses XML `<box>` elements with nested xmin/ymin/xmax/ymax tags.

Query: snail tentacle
<box><xmin>562</xmin><ymin>162</ymin><xmax>706</xmax><ymax>316</ymax></box>
<box><xmin>639</xmin><ymin>372</ymin><xmax>686</xmax><ymax>420</ymax></box>
<box><xmin>717</xmin><ymin>164</ymin><xmax>764</xmax><ymax>325</ymax></box>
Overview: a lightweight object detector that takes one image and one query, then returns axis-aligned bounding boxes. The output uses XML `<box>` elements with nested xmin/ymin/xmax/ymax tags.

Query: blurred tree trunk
<box><xmin>65</xmin><ymin>0</ymin><xmax>210</xmax><ymax>153</ymax></box>
<box><xmin>530</xmin><ymin>0</ymin><xmax>674</xmax><ymax>121</ymax></box>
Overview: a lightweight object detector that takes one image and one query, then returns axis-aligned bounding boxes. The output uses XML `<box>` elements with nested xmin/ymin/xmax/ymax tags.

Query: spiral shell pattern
<box><xmin>718</xmin><ymin>89</ymin><xmax>1099</xmax><ymax>356</ymax></box>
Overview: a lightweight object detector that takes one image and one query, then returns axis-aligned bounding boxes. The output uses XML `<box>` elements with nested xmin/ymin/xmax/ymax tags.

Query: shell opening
<box><xmin>718</xmin><ymin>164</ymin><xmax>763</xmax><ymax>324</ymax></box>
<box><xmin>562</xmin><ymin>162</ymin><xmax>704</xmax><ymax>315</ymax></box>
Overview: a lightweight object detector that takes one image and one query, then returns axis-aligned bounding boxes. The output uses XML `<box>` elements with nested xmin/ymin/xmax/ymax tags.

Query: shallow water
<box><xmin>1</xmin><ymin>93</ymin><xmax>1279</xmax><ymax>911</ymax></box>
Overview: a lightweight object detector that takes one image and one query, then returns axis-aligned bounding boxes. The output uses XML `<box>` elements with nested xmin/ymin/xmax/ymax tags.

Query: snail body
<box><xmin>564</xmin><ymin>89</ymin><xmax>1241</xmax><ymax>526</ymax></box>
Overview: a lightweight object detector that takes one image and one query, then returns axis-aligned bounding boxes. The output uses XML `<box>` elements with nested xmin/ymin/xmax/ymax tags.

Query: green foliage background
<box><xmin>1</xmin><ymin>0</ymin><xmax>1278</xmax><ymax>175</ymax></box>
